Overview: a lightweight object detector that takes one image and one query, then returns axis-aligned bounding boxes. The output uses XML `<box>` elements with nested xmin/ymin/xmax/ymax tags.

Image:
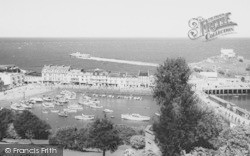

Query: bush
<box><xmin>143</xmin><ymin>150</ymin><xmax>158</xmax><ymax>156</ymax></box>
<box><xmin>48</xmin><ymin>135</ymin><xmax>58</xmax><ymax>145</ymax></box>
<box><xmin>115</xmin><ymin>125</ymin><xmax>138</xmax><ymax>145</ymax></box>
<box><xmin>130</xmin><ymin>135</ymin><xmax>145</xmax><ymax>149</ymax></box>
<box><xmin>123</xmin><ymin>148</ymin><xmax>136</xmax><ymax>156</ymax></box>
<box><xmin>13</xmin><ymin>110</ymin><xmax>51</xmax><ymax>140</ymax></box>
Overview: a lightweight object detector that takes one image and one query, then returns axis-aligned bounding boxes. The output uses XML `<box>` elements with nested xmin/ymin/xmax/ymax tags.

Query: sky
<box><xmin>0</xmin><ymin>0</ymin><xmax>249</xmax><ymax>38</ymax></box>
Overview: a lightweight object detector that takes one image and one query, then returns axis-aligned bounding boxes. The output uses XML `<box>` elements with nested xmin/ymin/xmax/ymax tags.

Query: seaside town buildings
<box><xmin>41</xmin><ymin>65</ymin><xmax>155</xmax><ymax>89</ymax></box>
<box><xmin>0</xmin><ymin>65</ymin><xmax>24</xmax><ymax>89</ymax></box>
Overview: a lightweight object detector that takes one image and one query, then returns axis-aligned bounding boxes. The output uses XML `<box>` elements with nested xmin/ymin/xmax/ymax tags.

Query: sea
<box><xmin>0</xmin><ymin>38</ymin><xmax>250</xmax><ymax>130</ymax></box>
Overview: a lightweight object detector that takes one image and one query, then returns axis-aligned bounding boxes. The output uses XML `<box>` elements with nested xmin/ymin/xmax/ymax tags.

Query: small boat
<box><xmin>58</xmin><ymin>98</ymin><xmax>69</xmax><ymax>103</ymax></box>
<box><xmin>75</xmin><ymin>114</ymin><xmax>94</xmax><ymax>120</ymax></box>
<box><xmin>58</xmin><ymin>111</ymin><xmax>68</xmax><ymax>117</ymax></box>
<box><xmin>10</xmin><ymin>103</ymin><xmax>25</xmax><ymax>111</ymax></box>
<box><xmin>67</xmin><ymin>104</ymin><xmax>83</xmax><ymax>110</ymax></box>
<box><xmin>20</xmin><ymin>103</ymin><xmax>33</xmax><ymax>109</ymax></box>
<box><xmin>155</xmin><ymin>113</ymin><xmax>160</xmax><ymax>116</ymax></box>
<box><xmin>43</xmin><ymin>96</ymin><xmax>53</xmax><ymax>102</ymax></box>
<box><xmin>110</xmin><ymin>116</ymin><xmax>115</xmax><ymax>118</ymax></box>
<box><xmin>30</xmin><ymin>97</ymin><xmax>43</xmax><ymax>103</ymax></box>
<box><xmin>121</xmin><ymin>114</ymin><xmax>150</xmax><ymax>121</ymax></box>
<box><xmin>63</xmin><ymin>108</ymin><xmax>77</xmax><ymax>113</ymax></box>
<box><xmin>42</xmin><ymin>103</ymin><xmax>54</xmax><ymax>108</ymax></box>
<box><xmin>103</xmin><ymin>109</ymin><xmax>113</xmax><ymax>113</ymax></box>
<box><xmin>51</xmin><ymin>109</ymin><xmax>59</xmax><ymax>113</ymax></box>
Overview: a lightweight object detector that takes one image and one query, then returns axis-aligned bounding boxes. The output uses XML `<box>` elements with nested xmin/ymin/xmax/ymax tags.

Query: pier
<box><xmin>207</xmin><ymin>95</ymin><xmax>250</xmax><ymax>126</ymax></box>
<box><xmin>71</xmin><ymin>55</ymin><xmax>159</xmax><ymax>67</ymax></box>
<box><xmin>203</xmin><ymin>88</ymin><xmax>250</xmax><ymax>95</ymax></box>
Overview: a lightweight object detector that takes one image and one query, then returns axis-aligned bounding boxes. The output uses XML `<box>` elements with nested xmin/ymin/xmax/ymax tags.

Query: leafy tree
<box><xmin>87</xmin><ymin>116</ymin><xmax>122</xmax><ymax>156</ymax></box>
<box><xmin>13</xmin><ymin>110</ymin><xmax>51</xmax><ymax>139</ymax></box>
<box><xmin>50</xmin><ymin>126</ymin><xmax>78</xmax><ymax>149</ymax></box>
<box><xmin>75</xmin><ymin>127</ymin><xmax>89</xmax><ymax>151</ymax></box>
<box><xmin>153</xmin><ymin>58</ymin><xmax>225</xmax><ymax>155</ymax></box>
<box><xmin>0</xmin><ymin>108</ymin><xmax>14</xmax><ymax>140</ymax></box>
<box><xmin>215</xmin><ymin>125</ymin><xmax>250</xmax><ymax>156</ymax></box>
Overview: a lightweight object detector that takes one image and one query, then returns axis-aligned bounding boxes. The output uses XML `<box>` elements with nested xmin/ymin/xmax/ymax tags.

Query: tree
<box><xmin>0</xmin><ymin>108</ymin><xmax>14</xmax><ymax>140</ymax></box>
<box><xmin>50</xmin><ymin>126</ymin><xmax>78</xmax><ymax>149</ymax></box>
<box><xmin>87</xmin><ymin>116</ymin><xmax>122</xmax><ymax>156</ymax></box>
<box><xmin>153</xmin><ymin>58</ymin><xmax>225</xmax><ymax>155</ymax></box>
<box><xmin>13</xmin><ymin>110</ymin><xmax>51</xmax><ymax>139</ymax></box>
<box><xmin>215</xmin><ymin>125</ymin><xmax>250</xmax><ymax>156</ymax></box>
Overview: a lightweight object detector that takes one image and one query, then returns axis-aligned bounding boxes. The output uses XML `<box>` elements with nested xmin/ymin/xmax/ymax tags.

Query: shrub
<box><xmin>123</xmin><ymin>148</ymin><xmax>136</xmax><ymax>156</ymax></box>
<box><xmin>130</xmin><ymin>135</ymin><xmax>145</xmax><ymax>149</ymax></box>
<box><xmin>115</xmin><ymin>125</ymin><xmax>138</xmax><ymax>145</ymax></box>
<box><xmin>143</xmin><ymin>150</ymin><xmax>158</xmax><ymax>156</ymax></box>
<box><xmin>48</xmin><ymin>135</ymin><xmax>58</xmax><ymax>145</ymax></box>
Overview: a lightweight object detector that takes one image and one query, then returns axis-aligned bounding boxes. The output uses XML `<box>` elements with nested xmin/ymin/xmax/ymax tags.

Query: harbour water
<box><xmin>219</xmin><ymin>94</ymin><xmax>250</xmax><ymax>111</ymax></box>
<box><xmin>0</xmin><ymin>89</ymin><xmax>159</xmax><ymax>131</ymax></box>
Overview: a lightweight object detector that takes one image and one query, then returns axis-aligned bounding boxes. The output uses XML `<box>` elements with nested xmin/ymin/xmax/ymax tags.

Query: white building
<box><xmin>220</xmin><ymin>48</ymin><xmax>236</xmax><ymax>58</ymax></box>
<box><xmin>0</xmin><ymin>72</ymin><xmax>25</xmax><ymax>88</ymax></box>
<box><xmin>41</xmin><ymin>65</ymin><xmax>155</xmax><ymax>89</ymax></box>
<box><xmin>42</xmin><ymin>65</ymin><xmax>71</xmax><ymax>84</ymax></box>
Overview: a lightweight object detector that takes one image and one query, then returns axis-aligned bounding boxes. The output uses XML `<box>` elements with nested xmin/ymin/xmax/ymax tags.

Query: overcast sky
<box><xmin>0</xmin><ymin>0</ymin><xmax>249</xmax><ymax>38</ymax></box>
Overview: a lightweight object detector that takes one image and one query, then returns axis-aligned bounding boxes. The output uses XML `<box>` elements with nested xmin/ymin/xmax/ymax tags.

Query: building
<box><xmin>24</xmin><ymin>72</ymin><xmax>43</xmax><ymax>84</ymax></box>
<box><xmin>0</xmin><ymin>72</ymin><xmax>25</xmax><ymax>88</ymax></box>
<box><xmin>42</xmin><ymin>65</ymin><xmax>71</xmax><ymax>84</ymax></box>
<box><xmin>41</xmin><ymin>65</ymin><xmax>155</xmax><ymax>89</ymax></box>
<box><xmin>220</xmin><ymin>48</ymin><xmax>236</xmax><ymax>58</ymax></box>
<box><xmin>145</xmin><ymin>125</ymin><xmax>161</xmax><ymax>155</ymax></box>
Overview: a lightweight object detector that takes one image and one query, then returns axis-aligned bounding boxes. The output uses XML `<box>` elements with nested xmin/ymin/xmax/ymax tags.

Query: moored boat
<box><xmin>75</xmin><ymin>114</ymin><xmax>94</xmax><ymax>120</ymax></box>
<box><xmin>121</xmin><ymin>114</ymin><xmax>150</xmax><ymax>121</ymax></box>
<box><xmin>10</xmin><ymin>103</ymin><xmax>25</xmax><ymax>111</ymax></box>
<box><xmin>103</xmin><ymin>109</ymin><xmax>113</xmax><ymax>113</ymax></box>
<box><xmin>42</xmin><ymin>102</ymin><xmax>54</xmax><ymax>108</ymax></box>
<box><xmin>58</xmin><ymin>111</ymin><xmax>68</xmax><ymax>117</ymax></box>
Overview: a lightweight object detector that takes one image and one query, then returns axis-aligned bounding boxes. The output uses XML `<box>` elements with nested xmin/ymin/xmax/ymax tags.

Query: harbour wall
<box><xmin>206</xmin><ymin>95</ymin><xmax>250</xmax><ymax>126</ymax></box>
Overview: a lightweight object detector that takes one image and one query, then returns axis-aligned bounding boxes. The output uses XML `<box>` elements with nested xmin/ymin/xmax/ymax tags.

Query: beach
<box><xmin>0</xmin><ymin>84</ymin><xmax>53</xmax><ymax>101</ymax></box>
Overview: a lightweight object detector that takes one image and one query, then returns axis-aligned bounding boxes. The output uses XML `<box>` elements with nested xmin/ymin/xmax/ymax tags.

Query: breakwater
<box><xmin>74</xmin><ymin>56</ymin><xmax>159</xmax><ymax>67</ymax></box>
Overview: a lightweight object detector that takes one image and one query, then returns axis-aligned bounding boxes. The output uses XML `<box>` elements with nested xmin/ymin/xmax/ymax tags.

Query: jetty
<box><xmin>70</xmin><ymin>52</ymin><xmax>159</xmax><ymax>67</ymax></box>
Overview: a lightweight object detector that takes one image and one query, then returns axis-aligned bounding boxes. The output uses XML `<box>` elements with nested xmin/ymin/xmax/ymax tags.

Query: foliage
<box><xmin>49</xmin><ymin>126</ymin><xmax>78</xmax><ymax>149</ymax></box>
<box><xmin>13</xmin><ymin>110</ymin><xmax>51</xmax><ymax>139</ymax></box>
<box><xmin>153</xmin><ymin>58</ymin><xmax>226</xmax><ymax>155</ymax></box>
<box><xmin>0</xmin><ymin>108</ymin><xmax>14</xmax><ymax>140</ymax></box>
<box><xmin>75</xmin><ymin>127</ymin><xmax>89</xmax><ymax>151</ymax></box>
<box><xmin>215</xmin><ymin>125</ymin><xmax>250</xmax><ymax>156</ymax></box>
<box><xmin>87</xmin><ymin>117</ymin><xmax>122</xmax><ymax>156</ymax></box>
<box><xmin>130</xmin><ymin>135</ymin><xmax>145</xmax><ymax>149</ymax></box>
<box><xmin>115</xmin><ymin>124</ymin><xmax>138</xmax><ymax>145</ymax></box>
<box><xmin>6</xmin><ymin>123</ymin><xmax>20</xmax><ymax>139</ymax></box>
<box><xmin>143</xmin><ymin>150</ymin><xmax>159</xmax><ymax>156</ymax></box>
<box><xmin>123</xmin><ymin>148</ymin><xmax>136</xmax><ymax>156</ymax></box>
